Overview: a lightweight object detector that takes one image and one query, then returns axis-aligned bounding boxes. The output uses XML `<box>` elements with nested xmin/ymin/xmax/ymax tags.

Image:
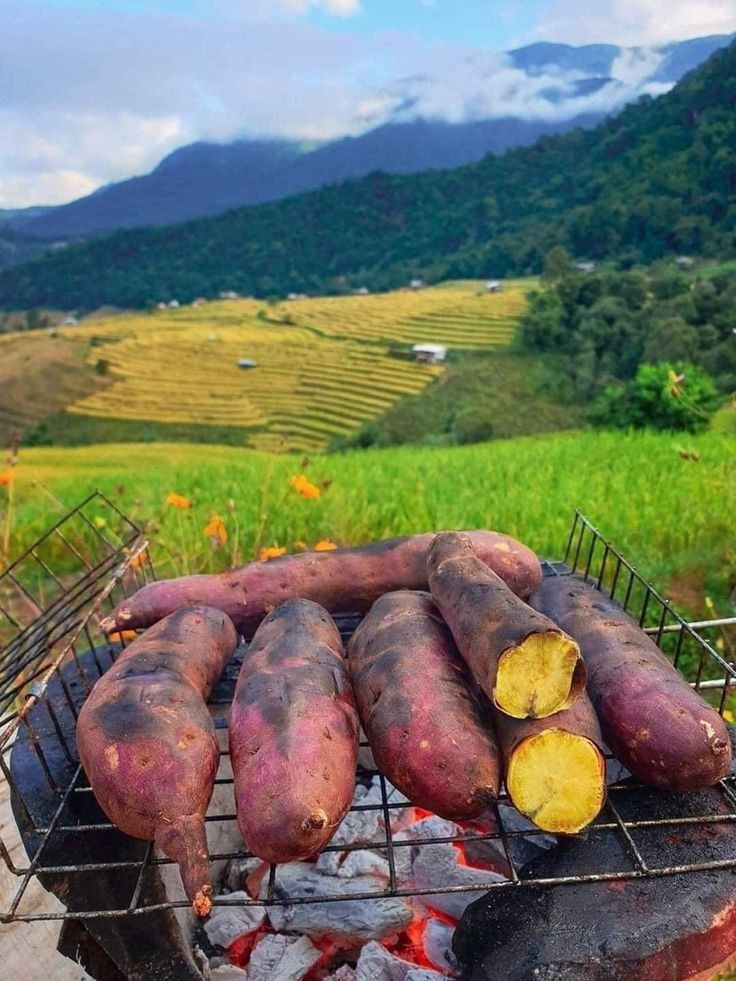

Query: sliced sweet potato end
<box><xmin>506</xmin><ymin>728</ymin><xmax>606</xmax><ymax>834</ymax></box>
<box><xmin>494</xmin><ymin>630</ymin><xmax>583</xmax><ymax>719</ymax></box>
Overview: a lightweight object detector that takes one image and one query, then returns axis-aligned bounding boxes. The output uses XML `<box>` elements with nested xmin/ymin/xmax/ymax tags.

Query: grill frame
<box><xmin>1</xmin><ymin>502</ymin><xmax>735</xmax><ymax>924</ymax></box>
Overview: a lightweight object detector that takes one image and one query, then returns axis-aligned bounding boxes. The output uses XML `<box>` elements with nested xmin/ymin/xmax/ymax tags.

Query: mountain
<box><xmin>1</xmin><ymin>38</ymin><xmax>734</xmax><ymax>311</ymax></box>
<box><xmin>6</xmin><ymin>33</ymin><xmax>733</xmax><ymax>246</ymax></box>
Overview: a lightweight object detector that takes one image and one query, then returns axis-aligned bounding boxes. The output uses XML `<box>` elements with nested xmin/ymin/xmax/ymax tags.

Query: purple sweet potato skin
<box><xmin>76</xmin><ymin>606</ymin><xmax>238</xmax><ymax>914</ymax></box>
<box><xmin>229</xmin><ymin>598</ymin><xmax>359</xmax><ymax>864</ymax></box>
<box><xmin>427</xmin><ymin>531</ymin><xmax>584</xmax><ymax>712</ymax></box>
<box><xmin>101</xmin><ymin>531</ymin><xmax>542</xmax><ymax>636</ymax></box>
<box><xmin>531</xmin><ymin>575</ymin><xmax>732</xmax><ymax>791</ymax></box>
<box><xmin>347</xmin><ymin>591</ymin><xmax>501</xmax><ymax>820</ymax></box>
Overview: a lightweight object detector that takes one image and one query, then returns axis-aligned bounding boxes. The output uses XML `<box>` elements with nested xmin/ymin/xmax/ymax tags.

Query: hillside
<box><xmin>1</xmin><ymin>38</ymin><xmax>733</xmax><ymax>312</ymax></box>
<box><xmin>5</xmin><ymin>34</ymin><xmax>730</xmax><ymax>246</ymax></box>
<box><xmin>0</xmin><ymin>283</ymin><xmax>531</xmax><ymax>452</ymax></box>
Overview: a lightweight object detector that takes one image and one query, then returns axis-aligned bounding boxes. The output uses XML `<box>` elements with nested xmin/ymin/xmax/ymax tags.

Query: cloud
<box><xmin>537</xmin><ymin>0</ymin><xmax>736</xmax><ymax>45</ymax></box>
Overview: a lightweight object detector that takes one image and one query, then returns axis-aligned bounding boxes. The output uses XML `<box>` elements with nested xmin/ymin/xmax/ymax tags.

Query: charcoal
<box><xmin>424</xmin><ymin>917</ymin><xmax>459</xmax><ymax>974</ymax></box>
<box><xmin>454</xmin><ymin>782</ymin><xmax>736</xmax><ymax>980</ymax></box>
<box><xmin>246</xmin><ymin>933</ymin><xmax>321</xmax><ymax>981</ymax></box>
<box><xmin>203</xmin><ymin>892</ymin><xmax>266</xmax><ymax>948</ymax></box>
<box><xmin>265</xmin><ymin>862</ymin><xmax>413</xmax><ymax>939</ymax></box>
<box><xmin>412</xmin><ymin>842</ymin><xmax>506</xmax><ymax>920</ymax></box>
<box><xmin>353</xmin><ymin>941</ymin><xmax>448</xmax><ymax>980</ymax></box>
<box><xmin>209</xmin><ymin>966</ymin><xmax>248</xmax><ymax>980</ymax></box>
<box><xmin>338</xmin><ymin>849</ymin><xmax>392</xmax><ymax>880</ymax></box>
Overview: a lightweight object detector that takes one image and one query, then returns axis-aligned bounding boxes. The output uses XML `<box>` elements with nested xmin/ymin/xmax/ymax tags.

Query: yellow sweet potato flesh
<box><xmin>506</xmin><ymin>729</ymin><xmax>606</xmax><ymax>834</ymax></box>
<box><xmin>495</xmin><ymin>631</ymin><xmax>583</xmax><ymax>719</ymax></box>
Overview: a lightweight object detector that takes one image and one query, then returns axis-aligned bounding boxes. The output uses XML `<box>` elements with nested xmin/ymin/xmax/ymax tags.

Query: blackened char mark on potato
<box><xmin>454</xmin><ymin>782</ymin><xmax>736</xmax><ymax>980</ymax></box>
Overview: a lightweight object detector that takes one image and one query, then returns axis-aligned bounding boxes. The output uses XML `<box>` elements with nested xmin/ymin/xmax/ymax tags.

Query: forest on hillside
<box><xmin>0</xmin><ymin>41</ymin><xmax>734</xmax><ymax>310</ymax></box>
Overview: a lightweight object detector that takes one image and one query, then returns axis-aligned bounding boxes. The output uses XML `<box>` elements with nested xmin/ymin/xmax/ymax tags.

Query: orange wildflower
<box><xmin>258</xmin><ymin>545</ymin><xmax>287</xmax><ymax>561</ymax></box>
<box><xmin>289</xmin><ymin>474</ymin><xmax>321</xmax><ymax>500</ymax></box>
<box><xmin>166</xmin><ymin>492</ymin><xmax>191</xmax><ymax>509</ymax></box>
<box><xmin>108</xmin><ymin>629</ymin><xmax>137</xmax><ymax>643</ymax></box>
<box><xmin>204</xmin><ymin>514</ymin><xmax>228</xmax><ymax>544</ymax></box>
<box><xmin>293</xmin><ymin>540</ymin><xmax>308</xmax><ymax>551</ymax></box>
<box><xmin>313</xmin><ymin>540</ymin><xmax>338</xmax><ymax>552</ymax></box>
<box><xmin>130</xmin><ymin>551</ymin><xmax>147</xmax><ymax>570</ymax></box>
<box><xmin>0</xmin><ymin>472</ymin><xmax>15</xmax><ymax>487</ymax></box>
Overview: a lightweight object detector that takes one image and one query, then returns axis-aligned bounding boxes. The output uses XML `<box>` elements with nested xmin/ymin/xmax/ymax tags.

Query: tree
<box><xmin>589</xmin><ymin>361</ymin><xmax>722</xmax><ymax>433</ymax></box>
<box><xmin>542</xmin><ymin>246</ymin><xmax>573</xmax><ymax>283</ymax></box>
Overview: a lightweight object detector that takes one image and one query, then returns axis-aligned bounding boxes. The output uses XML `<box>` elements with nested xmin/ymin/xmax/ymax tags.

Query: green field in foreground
<box><xmin>5</xmin><ymin>430</ymin><xmax>734</xmax><ymax>618</ymax></box>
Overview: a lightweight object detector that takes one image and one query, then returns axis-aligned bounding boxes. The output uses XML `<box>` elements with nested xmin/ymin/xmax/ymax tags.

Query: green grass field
<box><xmin>6</xmin><ymin>429</ymin><xmax>734</xmax><ymax>617</ymax></box>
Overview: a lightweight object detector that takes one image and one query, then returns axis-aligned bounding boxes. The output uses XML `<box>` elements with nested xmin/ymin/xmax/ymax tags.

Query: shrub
<box><xmin>589</xmin><ymin>361</ymin><xmax>722</xmax><ymax>433</ymax></box>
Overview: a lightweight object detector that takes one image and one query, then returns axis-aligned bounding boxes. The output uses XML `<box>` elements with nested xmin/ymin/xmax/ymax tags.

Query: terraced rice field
<box><xmin>58</xmin><ymin>282</ymin><xmax>530</xmax><ymax>451</ymax></box>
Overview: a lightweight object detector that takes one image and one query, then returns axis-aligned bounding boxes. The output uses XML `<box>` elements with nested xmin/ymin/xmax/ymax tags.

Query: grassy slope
<box><xmin>337</xmin><ymin>350</ymin><xmax>582</xmax><ymax>447</ymax></box>
<box><xmin>7</xmin><ymin>431</ymin><xmax>734</xmax><ymax>613</ymax></box>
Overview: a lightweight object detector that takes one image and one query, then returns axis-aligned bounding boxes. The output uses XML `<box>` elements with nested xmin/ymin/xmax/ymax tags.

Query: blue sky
<box><xmin>2</xmin><ymin>0</ymin><xmax>736</xmax><ymax>207</ymax></box>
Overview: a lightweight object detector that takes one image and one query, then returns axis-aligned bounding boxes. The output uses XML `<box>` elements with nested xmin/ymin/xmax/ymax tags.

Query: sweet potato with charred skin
<box><xmin>230</xmin><ymin>598</ymin><xmax>359</xmax><ymax>864</ymax></box>
<box><xmin>347</xmin><ymin>591</ymin><xmax>501</xmax><ymax>820</ymax></box>
<box><xmin>99</xmin><ymin>530</ymin><xmax>542</xmax><ymax>636</ymax></box>
<box><xmin>76</xmin><ymin>606</ymin><xmax>238</xmax><ymax>917</ymax></box>
<box><xmin>494</xmin><ymin>694</ymin><xmax>606</xmax><ymax>833</ymax></box>
<box><xmin>427</xmin><ymin>532</ymin><xmax>585</xmax><ymax>720</ymax></box>
<box><xmin>530</xmin><ymin>575</ymin><xmax>732</xmax><ymax>790</ymax></box>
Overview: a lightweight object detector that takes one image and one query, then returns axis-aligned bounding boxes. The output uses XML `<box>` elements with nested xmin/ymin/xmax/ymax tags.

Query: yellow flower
<box><xmin>289</xmin><ymin>474</ymin><xmax>321</xmax><ymax>500</ymax></box>
<box><xmin>0</xmin><ymin>471</ymin><xmax>15</xmax><ymax>487</ymax></box>
<box><xmin>258</xmin><ymin>545</ymin><xmax>287</xmax><ymax>561</ymax></box>
<box><xmin>313</xmin><ymin>539</ymin><xmax>338</xmax><ymax>551</ymax></box>
<box><xmin>723</xmin><ymin>710</ymin><xmax>734</xmax><ymax>724</ymax></box>
<box><xmin>166</xmin><ymin>492</ymin><xmax>191</xmax><ymax>509</ymax></box>
<box><xmin>93</xmin><ymin>516</ymin><xmax>107</xmax><ymax>529</ymax></box>
<box><xmin>204</xmin><ymin>514</ymin><xmax>228</xmax><ymax>544</ymax></box>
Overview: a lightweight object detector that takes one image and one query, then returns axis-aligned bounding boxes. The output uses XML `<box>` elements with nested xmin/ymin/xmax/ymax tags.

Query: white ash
<box><xmin>325</xmin><ymin>967</ymin><xmax>357</xmax><ymax>981</ymax></box>
<box><xmin>264</xmin><ymin>862</ymin><xmax>412</xmax><ymax>940</ymax></box>
<box><xmin>209</xmin><ymin>965</ymin><xmax>249</xmax><ymax>981</ymax></box>
<box><xmin>204</xmin><ymin>892</ymin><xmax>266</xmax><ymax>949</ymax></box>
<box><xmin>412</xmin><ymin>843</ymin><xmax>506</xmax><ymax>921</ymax></box>
<box><xmin>337</xmin><ymin>849</ymin><xmax>391</xmax><ymax>880</ymax></box>
<box><xmin>223</xmin><ymin>857</ymin><xmax>265</xmax><ymax>894</ymax></box>
<box><xmin>247</xmin><ymin>933</ymin><xmax>321</xmax><ymax>981</ymax></box>
<box><xmin>392</xmin><ymin>817</ymin><xmax>463</xmax><ymax>883</ymax></box>
<box><xmin>317</xmin><ymin>777</ymin><xmax>411</xmax><ymax>876</ymax></box>
<box><xmin>353</xmin><ymin>941</ymin><xmax>448</xmax><ymax>980</ymax></box>
<box><xmin>423</xmin><ymin>918</ymin><xmax>459</xmax><ymax>975</ymax></box>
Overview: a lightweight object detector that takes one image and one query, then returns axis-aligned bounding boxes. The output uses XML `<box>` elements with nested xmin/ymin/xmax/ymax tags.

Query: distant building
<box><xmin>156</xmin><ymin>302</ymin><xmax>168</xmax><ymax>310</ymax></box>
<box><xmin>192</xmin><ymin>298</ymin><xmax>207</xmax><ymax>307</ymax></box>
<box><xmin>412</xmin><ymin>343</ymin><xmax>447</xmax><ymax>364</ymax></box>
<box><xmin>354</xmin><ymin>286</ymin><xmax>371</xmax><ymax>296</ymax></box>
<box><xmin>237</xmin><ymin>358</ymin><xmax>258</xmax><ymax>369</ymax></box>
<box><xmin>675</xmin><ymin>256</ymin><xmax>695</xmax><ymax>268</ymax></box>
<box><xmin>485</xmin><ymin>280</ymin><xmax>503</xmax><ymax>293</ymax></box>
<box><xmin>219</xmin><ymin>290</ymin><xmax>240</xmax><ymax>300</ymax></box>
<box><xmin>167</xmin><ymin>299</ymin><xmax>180</xmax><ymax>309</ymax></box>
<box><xmin>410</xmin><ymin>278</ymin><xmax>425</xmax><ymax>290</ymax></box>
<box><xmin>574</xmin><ymin>262</ymin><xmax>596</xmax><ymax>273</ymax></box>
<box><xmin>61</xmin><ymin>316</ymin><xmax>79</xmax><ymax>326</ymax></box>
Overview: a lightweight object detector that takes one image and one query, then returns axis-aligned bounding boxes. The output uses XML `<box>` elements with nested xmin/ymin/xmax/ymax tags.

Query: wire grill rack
<box><xmin>1</xmin><ymin>503</ymin><xmax>735</xmax><ymax>924</ymax></box>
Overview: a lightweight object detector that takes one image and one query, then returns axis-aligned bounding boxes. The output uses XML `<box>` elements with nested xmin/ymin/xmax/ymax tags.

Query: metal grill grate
<box><xmin>1</xmin><ymin>505</ymin><xmax>735</xmax><ymax>923</ymax></box>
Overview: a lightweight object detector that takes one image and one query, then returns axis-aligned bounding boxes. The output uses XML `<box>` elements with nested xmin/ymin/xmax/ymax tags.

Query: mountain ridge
<box><xmin>0</xmin><ymin>37</ymin><xmax>734</xmax><ymax>310</ymax></box>
<box><xmin>3</xmin><ymin>32</ymin><xmax>732</xmax><ymax>247</ymax></box>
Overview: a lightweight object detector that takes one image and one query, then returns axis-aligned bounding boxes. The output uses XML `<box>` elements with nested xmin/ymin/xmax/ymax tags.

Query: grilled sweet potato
<box><xmin>531</xmin><ymin>575</ymin><xmax>732</xmax><ymax>790</ymax></box>
<box><xmin>494</xmin><ymin>694</ymin><xmax>606</xmax><ymax>833</ymax></box>
<box><xmin>229</xmin><ymin>599</ymin><xmax>359</xmax><ymax>864</ymax></box>
<box><xmin>100</xmin><ymin>531</ymin><xmax>542</xmax><ymax>636</ymax></box>
<box><xmin>427</xmin><ymin>532</ymin><xmax>585</xmax><ymax>719</ymax></box>
<box><xmin>347</xmin><ymin>591</ymin><xmax>501</xmax><ymax>820</ymax></box>
<box><xmin>76</xmin><ymin>606</ymin><xmax>238</xmax><ymax>917</ymax></box>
